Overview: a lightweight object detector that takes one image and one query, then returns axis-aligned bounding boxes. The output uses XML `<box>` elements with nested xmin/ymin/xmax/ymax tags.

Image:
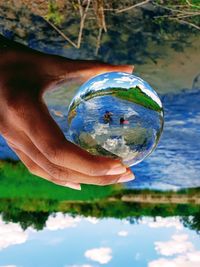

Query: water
<box><xmin>48</xmin><ymin>88</ymin><xmax>200</xmax><ymax>189</ymax></box>
<box><xmin>1</xmin><ymin>88</ymin><xmax>199</xmax><ymax>189</ymax></box>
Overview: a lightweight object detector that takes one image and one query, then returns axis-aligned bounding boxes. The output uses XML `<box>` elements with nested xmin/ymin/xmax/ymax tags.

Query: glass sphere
<box><xmin>67</xmin><ymin>72</ymin><xmax>164</xmax><ymax>166</ymax></box>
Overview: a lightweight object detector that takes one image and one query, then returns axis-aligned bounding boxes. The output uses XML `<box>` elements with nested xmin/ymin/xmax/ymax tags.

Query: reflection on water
<box><xmin>0</xmin><ymin>183</ymin><xmax>199</xmax><ymax>266</ymax></box>
<box><xmin>0</xmin><ymin>2</ymin><xmax>200</xmax><ymax>266</ymax></box>
<box><xmin>0</xmin><ymin>214</ymin><xmax>200</xmax><ymax>267</ymax></box>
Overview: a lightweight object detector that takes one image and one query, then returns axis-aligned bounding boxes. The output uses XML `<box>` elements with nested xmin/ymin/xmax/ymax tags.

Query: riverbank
<box><xmin>1</xmin><ymin>160</ymin><xmax>200</xmax><ymax>232</ymax></box>
<box><xmin>0</xmin><ymin>160</ymin><xmax>200</xmax><ymax>203</ymax></box>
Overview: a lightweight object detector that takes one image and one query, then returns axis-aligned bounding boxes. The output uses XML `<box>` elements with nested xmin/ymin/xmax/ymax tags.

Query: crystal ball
<box><xmin>67</xmin><ymin>72</ymin><xmax>164</xmax><ymax>166</ymax></box>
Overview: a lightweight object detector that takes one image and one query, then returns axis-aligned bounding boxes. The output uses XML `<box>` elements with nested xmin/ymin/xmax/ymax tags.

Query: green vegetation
<box><xmin>1</xmin><ymin>160</ymin><xmax>200</xmax><ymax>204</ymax></box>
<box><xmin>1</xmin><ymin>194</ymin><xmax>200</xmax><ymax>232</ymax></box>
<box><xmin>45</xmin><ymin>1</ymin><xmax>63</xmax><ymax>25</ymax></box>
<box><xmin>0</xmin><ymin>160</ymin><xmax>200</xmax><ymax>232</ymax></box>
<box><xmin>114</xmin><ymin>86</ymin><xmax>162</xmax><ymax>112</ymax></box>
<box><xmin>0</xmin><ymin>160</ymin><xmax>115</xmax><ymax>201</ymax></box>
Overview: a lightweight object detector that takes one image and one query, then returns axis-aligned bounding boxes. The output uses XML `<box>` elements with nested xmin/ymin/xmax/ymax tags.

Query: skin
<box><xmin>0</xmin><ymin>39</ymin><xmax>135</xmax><ymax>190</ymax></box>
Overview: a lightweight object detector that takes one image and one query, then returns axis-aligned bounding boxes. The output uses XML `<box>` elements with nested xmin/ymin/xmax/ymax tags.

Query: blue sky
<box><xmin>0</xmin><ymin>215</ymin><xmax>200</xmax><ymax>267</ymax></box>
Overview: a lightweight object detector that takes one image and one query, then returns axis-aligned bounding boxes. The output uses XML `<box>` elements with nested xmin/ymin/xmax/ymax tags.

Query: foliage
<box><xmin>45</xmin><ymin>1</ymin><xmax>63</xmax><ymax>25</ymax></box>
<box><xmin>42</xmin><ymin>0</ymin><xmax>200</xmax><ymax>59</ymax></box>
<box><xmin>115</xmin><ymin>86</ymin><xmax>162</xmax><ymax>112</ymax></box>
<box><xmin>0</xmin><ymin>160</ymin><xmax>200</xmax><ymax>232</ymax></box>
<box><xmin>181</xmin><ymin>214</ymin><xmax>200</xmax><ymax>233</ymax></box>
<box><xmin>0</xmin><ymin>197</ymin><xmax>200</xmax><ymax>232</ymax></box>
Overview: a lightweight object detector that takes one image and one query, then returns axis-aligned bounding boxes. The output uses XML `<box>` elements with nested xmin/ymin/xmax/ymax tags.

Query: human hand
<box><xmin>0</xmin><ymin>45</ymin><xmax>134</xmax><ymax>190</ymax></box>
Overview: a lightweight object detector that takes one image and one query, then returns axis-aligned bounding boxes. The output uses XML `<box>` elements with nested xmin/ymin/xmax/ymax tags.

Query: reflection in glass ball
<box><xmin>67</xmin><ymin>72</ymin><xmax>164</xmax><ymax>166</ymax></box>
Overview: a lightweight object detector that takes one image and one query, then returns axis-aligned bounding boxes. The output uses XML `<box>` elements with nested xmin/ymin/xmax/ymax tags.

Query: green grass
<box><xmin>1</xmin><ymin>160</ymin><xmax>199</xmax><ymax>203</ymax></box>
<box><xmin>0</xmin><ymin>161</ymin><xmax>115</xmax><ymax>201</ymax></box>
<box><xmin>114</xmin><ymin>86</ymin><xmax>162</xmax><ymax>112</ymax></box>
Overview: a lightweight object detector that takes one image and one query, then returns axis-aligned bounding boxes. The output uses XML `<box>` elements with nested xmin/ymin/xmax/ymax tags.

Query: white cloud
<box><xmin>85</xmin><ymin>247</ymin><xmax>112</xmax><ymax>264</ymax></box>
<box><xmin>0</xmin><ymin>216</ymin><xmax>28</xmax><ymax>250</ymax></box>
<box><xmin>142</xmin><ymin>217</ymin><xmax>183</xmax><ymax>230</ymax></box>
<box><xmin>126</xmin><ymin>107</ymin><xmax>139</xmax><ymax>117</ymax></box>
<box><xmin>118</xmin><ymin>231</ymin><xmax>128</xmax><ymax>237</ymax></box>
<box><xmin>86</xmin><ymin>217</ymin><xmax>99</xmax><ymax>224</ymax></box>
<box><xmin>122</xmin><ymin>220</ymin><xmax>129</xmax><ymax>225</ymax></box>
<box><xmin>85</xmin><ymin>100</ymin><xmax>98</xmax><ymax>110</ymax></box>
<box><xmin>149</xmin><ymin>224</ymin><xmax>200</xmax><ymax>267</ymax></box>
<box><xmin>156</xmin><ymin>159</ymin><xmax>198</xmax><ymax>186</ymax></box>
<box><xmin>66</xmin><ymin>265</ymin><xmax>93</xmax><ymax>267</ymax></box>
<box><xmin>149</xmin><ymin>251</ymin><xmax>200</xmax><ymax>267</ymax></box>
<box><xmin>155</xmin><ymin>234</ymin><xmax>193</xmax><ymax>256</ymax></box>
<box><xmin>91</xmin><ymin>123</ymin><xmax>109</xmax><ymax>138</ymax></box>
<box><xmin>117</xmin><ymin>72</ymin><xmax>130</xmax><ymax>76</ymax></box>
<box><xmin>45</xmin><ymin>213</ymin><xmax>81</xmax><ymax>231</ymax></box>
<box><xmin>114</xmin><ymin>76</ymin><xmax>138</xmax><ymax>83</ymax></box>
<box><xmin>188</xmin><ymin>114</ymin><xmax>200</xmax><ymax>124</ymax></box>
<box><xmin>165</xmin><ymin>119</ymin><xmax>186</xmax><ymax>127</ymax></box>
<box><xmin>187</xmin><ymin>250</ymin><xmax>200</xmax><ymax>262</ymax></box>
<box><xmin>90</xmin><ymin>79</ymin><xmax>109</xmax><ymax>90</ymax></box>
<box><xmin>0</xmin><ymin>266</ymin><xmax>17</xmax><ymax>267</ymax></box>
<box><xmin>172</xmin><ymin>234</ymin><xmax>189</xmax><ymax>242</ymax></box>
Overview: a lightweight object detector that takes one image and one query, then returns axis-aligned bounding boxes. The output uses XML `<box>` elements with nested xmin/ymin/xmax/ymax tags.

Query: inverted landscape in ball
<box><xmin>67</xmin><ymin>72</ymin><xmax>164</xmax><ymax>166</ymax></box>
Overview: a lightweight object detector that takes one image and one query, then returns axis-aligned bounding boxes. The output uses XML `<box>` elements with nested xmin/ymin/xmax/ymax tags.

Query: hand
<box><xmin>0</xmin><ymin>42</ymin><xmax>135</xmax><ymax>190</ymax></box>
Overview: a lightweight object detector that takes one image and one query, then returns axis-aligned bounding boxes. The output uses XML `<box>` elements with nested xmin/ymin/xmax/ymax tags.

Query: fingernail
<box><xmin>118</xmin><ymin>172</ymin><xmax>135</xmax><ymax>183</ymax></box>
<box><xmin>106</xmin><ymin>165</ymin><xmax>127</xmax><ymax>175</ymax></box>
<box><xmin>64</xmin><ymin>182</ymin><xmax>81</xmax><ymax>190</ymax></box>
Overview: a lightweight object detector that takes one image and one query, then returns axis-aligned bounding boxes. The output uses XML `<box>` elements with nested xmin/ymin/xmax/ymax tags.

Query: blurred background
<box><xmin>0</xmin><ymin>1</ymin><xmax>200</xmax><ymax>267</ymax></box>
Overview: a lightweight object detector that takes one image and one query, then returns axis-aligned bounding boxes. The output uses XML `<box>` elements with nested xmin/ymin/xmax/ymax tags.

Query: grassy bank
<box><xmin>114</xmin><ymin>87</ymin><xmax>162</xmax><ymax>112</ymax></box>
<box><xmin>1</xmin><ymin>160</ymin><xmax>200</xmax><ymax>231</ymax></box>
<box><xmin>1</xmin><ymin>160</ymin><xmax>199</xmax><ymax>203</ymax></box>
<box><xmin>0</xmin><ymin>160</ymin><xmax>115</xmax><ymax>201</ymax></box>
